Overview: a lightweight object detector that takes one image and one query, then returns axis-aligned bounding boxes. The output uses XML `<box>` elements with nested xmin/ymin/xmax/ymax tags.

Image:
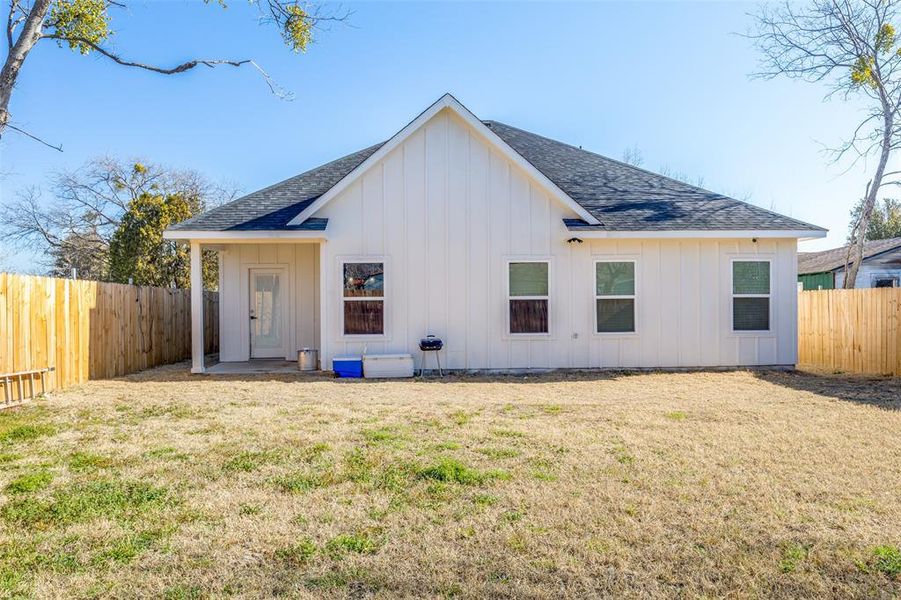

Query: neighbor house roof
<box><xmin>798</xmin><ymin>237</ymin><xmax>901</xmax><ymax>274</ymax></box>
<box><xmin>169</xmin><ymin>113</ymin><xmax>825</xmax><ymax>234</ymax></box>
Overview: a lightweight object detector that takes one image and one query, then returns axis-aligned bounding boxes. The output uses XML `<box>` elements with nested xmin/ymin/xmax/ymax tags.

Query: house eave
<box><xmin>564</xmin><ymin>229</ymin><xmax>828</xmax><ymax>240</ymax></box>
<box><xmin>162</xmin><ymin>229</ymin><xmax>328</xmax><ymax>243</ymax></box>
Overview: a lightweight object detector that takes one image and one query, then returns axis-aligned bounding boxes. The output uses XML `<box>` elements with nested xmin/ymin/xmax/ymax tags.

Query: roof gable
<box><xmin>286</xmin><ymin>94</ymin><xmax>600</xmax><ymax>228</ymax></box>
<box><xmin>167</xmin><ymin>94</ymin><xmax>827</xmax><ymax>237</ymax></box>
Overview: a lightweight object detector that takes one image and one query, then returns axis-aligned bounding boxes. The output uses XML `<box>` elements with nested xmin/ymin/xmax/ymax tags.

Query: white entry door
<box><xmin>249</xmin><ymin>269</ymin><xmax>285</xmax><ymax>358</ymax></box>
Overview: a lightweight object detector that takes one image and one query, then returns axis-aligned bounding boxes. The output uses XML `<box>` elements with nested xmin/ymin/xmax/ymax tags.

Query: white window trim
<box><xmin>730</xmin><ymin>257</ymin><xmax>773</xmax><ymax>334</ymax></box>
<box><xmin>593</xmin><ymin>258</ymin><xmax>638</xmax><ymax>336</ymax></box>
<box><xmin>505</xmin><ymin>257</ymin><xmax>552</xmax><ymax>338</ymax></box>
<box><xmin>338</xmin><ymin>257</ymin><xmax>388</xmax><ymax>340</ymax></box>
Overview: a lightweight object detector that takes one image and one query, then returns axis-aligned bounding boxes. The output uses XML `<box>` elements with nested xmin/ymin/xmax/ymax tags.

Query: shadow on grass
<box><xmin>755</xmin><ymin>369</ymin><xmax>901</xmax><ymax>411</ymax></box>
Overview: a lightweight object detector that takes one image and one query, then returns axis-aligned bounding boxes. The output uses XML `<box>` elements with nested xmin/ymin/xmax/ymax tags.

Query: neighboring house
<box><xmin>164</xmin><ymin>94</ymin><xmax>826</xmax><ymax>373</ymax></box>
<box><xmin>798</xmin><ymin>237</ymin><xmax>901</xmax><ymax>290</ymax></box>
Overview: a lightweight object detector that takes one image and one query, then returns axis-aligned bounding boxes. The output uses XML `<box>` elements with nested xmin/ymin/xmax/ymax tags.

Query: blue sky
<box><xmin>0</xmin><ymin>1</ymin><xmax>888</xmax><ymax>271</ymax></box>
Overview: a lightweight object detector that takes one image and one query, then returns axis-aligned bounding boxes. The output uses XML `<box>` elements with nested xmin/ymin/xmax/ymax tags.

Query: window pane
<box><xmin>596</xmin><ymin>262</ymin><xmax>635</xmax><ymax>296</ymax></box>
<box><xmin>597</xmin><ymin>298</ymin><xmax>635</xmax><ymax>332</ymax></box>
<box><xmin>344</xmin><ymin>300</ymin><xmax>384</xmax><ymax>335</ymax></box>
<box><xmin>344</xmin><ymin>263</ymin><xmax>384</xmax><ymax>297</ymax></box>
<box><xmin>510</xmin><ymin>299</ymin><xmax>548</xmax><ymax>334</ymax></box>
<box><xmin>509</xmin><ymin>262</ymin><xmax>548</xmax><ymax>296</ymax></box>
<box><xmin>733</xmin><ymin>298</ymin><xmax>769</xmax><ymax>331</ymax></box>
<box><xmin>733</xmin><ymin>261</ymin><xmax>769</xmax><ymax>295</ymax></box>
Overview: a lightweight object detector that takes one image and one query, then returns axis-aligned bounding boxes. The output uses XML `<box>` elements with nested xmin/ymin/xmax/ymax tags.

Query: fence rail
<box><xmin>798</xmin><ymin>288</ymin><xmax>901</xmax><ymax>376</ymax></box>
<box><xmin>0</xmin><ymin>273</ymin><xmax>218</xmax><ymax>405</ymax></box>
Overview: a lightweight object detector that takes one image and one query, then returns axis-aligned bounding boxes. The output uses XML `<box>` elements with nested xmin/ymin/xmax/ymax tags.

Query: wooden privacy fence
<box><xmin>0</xmin><ymin>273</ymin><xmax>218</xmax><ymax>405</ymax></box>
<box><xmin>798</xmin><ymin>288</ymin><xmax>901</xmax><ymax>376</ymax></box>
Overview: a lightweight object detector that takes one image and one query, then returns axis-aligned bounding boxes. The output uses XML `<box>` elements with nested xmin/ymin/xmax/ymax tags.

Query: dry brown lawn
<box><xmin>0</xmin><ymin>366</ymin><xmax>899</xmax><ymax>599</ymax></box>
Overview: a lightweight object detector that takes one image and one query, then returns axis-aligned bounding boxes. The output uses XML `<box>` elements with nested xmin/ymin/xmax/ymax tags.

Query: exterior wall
<box><xmin>217</xmin><ymin>243</ymin><xmax>320</xmax><ymax>362</ymax></box>
<box><xmin>308</xmin><ymin>108</ymin><xmax>799</xmax><ymax>370</ymax></box>
<box><xmin>834</xmin><ymin>250</ymin><xmax>901</xmax><ymax>288</ymax></box>
<box><xmin>798</xmin><ymin>272</ymin><xmax>835</xmax><ymax>291</ymax></box>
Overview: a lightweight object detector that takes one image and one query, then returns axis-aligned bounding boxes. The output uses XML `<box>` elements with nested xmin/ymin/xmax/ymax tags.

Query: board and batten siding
<box><xmin>311</xmin><ymin>108</ymin><xmax>799</xmax><ymax>369</ymax></box>
<box><xmin>217</xmin><ymin>243</ymin><xmax>320</xmax><ymax>362</ymax></box>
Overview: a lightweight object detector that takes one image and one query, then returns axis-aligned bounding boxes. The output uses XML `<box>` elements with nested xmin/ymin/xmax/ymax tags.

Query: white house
<box><xmin>164</xmin><ymin>94</ymin><xmax>827</xmax><ymax>373</ymax></box>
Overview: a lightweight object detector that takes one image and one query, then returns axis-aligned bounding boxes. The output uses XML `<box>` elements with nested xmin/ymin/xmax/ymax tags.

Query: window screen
<box><xmin>732</xmin><ymin>261</ymin><xmax>770</xmax><ymax>331</ymax></box>
<box><xmin>343</xmin><ymin>262</ymin><xmax>384</xmax><ymax>335</ymax></box>
<box><xmin>509</xmin><ymin>262</ymin><xmax>548</xmax><ymax>334</ymax></box>
<box><xmin>596</xmin><ymin>262</ymin><xmax>635</xmax><ymax>333</ymax></box>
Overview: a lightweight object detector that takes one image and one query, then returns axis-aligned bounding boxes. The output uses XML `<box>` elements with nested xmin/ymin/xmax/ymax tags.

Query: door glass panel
<box><xmin>252</xmin><ymin>272</ymin><xmax>282</xmax><ymax>355</ymax></box>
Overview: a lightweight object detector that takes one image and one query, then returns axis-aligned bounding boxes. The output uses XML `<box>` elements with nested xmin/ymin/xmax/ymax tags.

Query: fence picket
<box><xmin>0</xmin><ymin>273</ymin><xmax>218</xmax><ymax>404</ymax></box>
<box><xmin>798</xmin><ymin>289</ymin><xmax>901</xmax><ymax>376</ymax></box>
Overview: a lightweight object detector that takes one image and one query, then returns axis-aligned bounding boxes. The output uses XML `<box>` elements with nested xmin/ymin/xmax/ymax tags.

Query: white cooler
<box><xmin>362</xmin><ymin>354</ymin><xmax>415</xmax><ymax>378</ymax></box>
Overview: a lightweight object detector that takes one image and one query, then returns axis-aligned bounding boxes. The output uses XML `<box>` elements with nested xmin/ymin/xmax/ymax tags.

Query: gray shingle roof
<box><xmin>798</xmin><ymin>237</ymin><xmax>901</xmax><ymax>274</ymax></box>
<box><xmin>168</xmin><ymin>143</ymin><xmax>383</xmax><ymax>231</ymax></box>
<box><xmin>170</xmin><ymin>119</ymin><xmax>824</xmax><ymax>233</ymax></box>
<box><xmin>483</xmin><ymin>121</ymin><xmax>823</xmax><ymax>232</ymax></box>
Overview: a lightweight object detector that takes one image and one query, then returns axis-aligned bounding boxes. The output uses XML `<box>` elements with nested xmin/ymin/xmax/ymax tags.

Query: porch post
<box><xmin>190</xmin><ymin>240</ymin><xmax>205</xmax><ymax>374</ymax></box>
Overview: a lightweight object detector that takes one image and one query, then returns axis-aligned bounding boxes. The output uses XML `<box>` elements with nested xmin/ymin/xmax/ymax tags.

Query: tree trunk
<box><xmin>844</xmin><ymin>115</ymin><xmax>894</xmax><ymax>289</ymax></box>
<box><xmin>0</xmin><ymin>0</ymin><xmax>52</xmax><ymax>136</ymax></box>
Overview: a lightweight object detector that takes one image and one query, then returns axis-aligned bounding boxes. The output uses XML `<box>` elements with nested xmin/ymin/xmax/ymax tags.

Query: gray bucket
<box><xmin>298</xmin><ymin>348</ymin><xmax>319</xmax><ymax>371</ymax></box>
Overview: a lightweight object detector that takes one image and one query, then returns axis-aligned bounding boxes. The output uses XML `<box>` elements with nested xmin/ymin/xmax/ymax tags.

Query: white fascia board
<box><xmin>286</xmin><ymin>93</ymin><xmax>601</xmax><ymax>227</ymax></box>
<box><xmin>566</xmin><ymin>229</ymin><xmax>828</xmax><ymax>240</ymax></box>
<box><xmin>162</xmin><ymin>229</ymin><xmax>327</xmax><ymax>242</ymax></box>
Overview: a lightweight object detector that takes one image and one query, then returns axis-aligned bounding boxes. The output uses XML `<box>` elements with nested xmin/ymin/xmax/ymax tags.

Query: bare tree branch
<box><xmin>5</xmin><ymin>122</ymin><xmax>62</xmax><ymax>151</ymax></box>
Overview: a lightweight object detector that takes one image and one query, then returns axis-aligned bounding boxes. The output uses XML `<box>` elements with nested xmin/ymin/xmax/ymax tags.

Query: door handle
<box><xmin>250</xmin><ymin>315</ymin><xmax>257</xmax><ymax>320</ymax></box>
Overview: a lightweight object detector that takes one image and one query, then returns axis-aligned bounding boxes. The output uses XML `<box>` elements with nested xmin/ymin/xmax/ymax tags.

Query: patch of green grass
<box><xmin>1</xmin><ymin>478</ymin><xmax>174</xmax><ymax>528</ymax></box>
<box><xmin>238</xmin><ymin>503</ymin><xmax>261</xmax><ymax>516</ymax></box>
<box><xmin>541</xmin><ymin>404</ymin><xmax>562</xmax><ymax>415</ymax></box>
<box><xmin>665</xmin><ymin>411</ymin><xmax>687</xmax><ymax>421</ymax></box>
<box><xmin>93</xmin><ymin>528</ymin><xmax>172</xmax><ymax>565</ymax></box>
<box><xmin>417</xmin><ymin>458</ymin><xmax>509</xmax><ymax>485</ymax></box>
<box><xmin>501</xmin><ymin>509</ymin><xmax>524</xmax><ymax>523</ymax></box>
<box><xmin>780</xmin><ymin>543</ymin><xmax>809</xmax><ymax>573</ymax></box>
<box><xmin>871</xmin><ymin>545</ymin><xmax>901</xmax><ymax>577</ymax></box>
<box><xmin>531</xmin><ymin>469</ymin><xmax>557</xmax><ymax>482</ymax></box>
<box><xmin>0</xmin><ymin>453</ymin><xmax>20</xmax><ymax>464</ymax></box>
<box><xmin>0</xmin><ymin>424</ymin><xmax>55</xmax><ymax>444</ymax></box>
<box><xmin>275</xmin><ymin>538</ymin><xmax>317</xmax><ymax>565</ymax></box>
<box><xmin>610</xmin><ymin>443</ymin><xmax>634</xmax><ymax>465</ymax></box>
<box><xmin>5</xmin><ymin>470</ymin><xmax>53</xmax><ymax>495</ymax></box>
<box><xmin>302</xmin><ymin>442</ymin><xmax>330</xmax><ymax>461</ymax></box>
<box><xmin>343</xmin><ymin>448</ymin><xmax>375</xmax><ymax>483</ymax></box>
<box><xmin>433</xmin><ymin>441</ymin><xmax>460</xmax><ymax>451</ymax></box>
<box><xmin>326</xmin><ymin>533</ymin><xmax>378</xmax><ymax>558</ymax></box>
<box><xmin>144</xmin><ymin>446</ymin><xmax>189</xmax><ymax>461</ymax></box>
<box><xmin>222</xmin><ymin>450</ymin><xmax>279</xmax><ymax>473</ymax></box>
<box><xmin>68</xmin><ymin>452</ymin><xmax>112</xmax><ymax>471</ymax></box>
<box><xmin>163</xmin><ymin>584</ymin><xmax>203</xmax><ymax>600</ymax></box>
<box><xmin>305</xmin><ymin>567</ymin><xmax>375</xmax><ymax>590</ymax></box>
<box><xmin>476</xmin><ymin>447</ymin><xmax>520</xmax><ymax>459</ymax></box>
<box><xmin>471</xmin><ymin>493</ymin><xmax>497</xmax><ymax>506</ymax></box>
<box><xmin>449</xmin><ymin>411</ymin><xmax>472</xmax><ymax>426</ymax></box>
<box><xmin>362</xmin><ymin>427</ymin><xmax>404</xmax><ymax>445</ymax></box>
<box><xmin>491</xmin><ymin>428</ymin><xmax>524</xmax><ymax>438</ymax></box>
<box><xmin>274</xmin><ymin>467</ymin><xmax>339</xmax><ymax>493</ymax></box>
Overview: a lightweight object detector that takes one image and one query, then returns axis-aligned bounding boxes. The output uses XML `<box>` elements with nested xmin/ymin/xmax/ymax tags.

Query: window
<box><xmin>873</xmin><ymin>275</ymin><xmax>899</xmax><ymax>288</ymax></box>
<box><xmin>343</xmin><ymin>262</ymin><xmax>384</xmax><ymax>335</ymax></box>
<box><xmin>732</xmin><ymin>260</ymin><xmax>770</xmax><ymax>331</ymax></box>
<box><xmin>595</xmin><ymin>261</ymin><xmax>635</xmax><ymax>333</ymax></box>
<box><xmin>508</xmin><ymin>261</ymin><xmax>549</xmax><ymax>334</ymax></box>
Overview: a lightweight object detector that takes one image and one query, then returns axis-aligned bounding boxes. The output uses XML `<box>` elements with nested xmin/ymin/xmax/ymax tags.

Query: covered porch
<box><xmin>176</xmin><ymin>234</ymin><xmax>327</xmax><ymax>374</ymax></box>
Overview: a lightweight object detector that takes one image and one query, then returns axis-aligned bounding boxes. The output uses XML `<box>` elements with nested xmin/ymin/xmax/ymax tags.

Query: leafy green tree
<box><xmin>1</xmin><ymin>0</ymin><xmax>346</xmax><ymax>145</ymax></box>
<box><xmin>0</xmin><ymin>158</ymin><xmax>231</xmax><ymax>283</ymax></box>
<box><xmin>109</xmin><ymin>192</ymin><xmax>217</xmax><ymax>289</ymax></box>
<box><xmin>751</xmin><ymin>1</ymin><xmax>901</xmax><ymax>287</ymax></box>
<box><xmin>850</xmin><ymin>197</ymin><xmax>901</xmax><ymax>240</ymax></box>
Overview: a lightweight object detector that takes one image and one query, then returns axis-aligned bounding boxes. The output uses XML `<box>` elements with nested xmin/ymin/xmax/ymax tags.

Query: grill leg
<box><xmin>436</xmin><ymin>352</ymin><xmax>442</xmax><ymax>377</ymax></box>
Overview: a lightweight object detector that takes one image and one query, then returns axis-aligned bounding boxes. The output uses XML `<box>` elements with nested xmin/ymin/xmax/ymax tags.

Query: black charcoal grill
<box><xmin>419</xmin><ymin>335</ymin><xmax>443</xmax><ymax>376</ymax></box>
